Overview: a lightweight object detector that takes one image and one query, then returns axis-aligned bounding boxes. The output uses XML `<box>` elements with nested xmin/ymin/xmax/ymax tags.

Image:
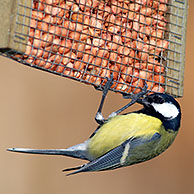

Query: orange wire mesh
<box><xmin>0</xmin><ymin>0</ymin><xmax>188</xmax><ymax>97</ymax></box>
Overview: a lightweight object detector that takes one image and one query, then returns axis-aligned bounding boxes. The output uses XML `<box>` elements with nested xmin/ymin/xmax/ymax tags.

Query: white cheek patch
<box><xmin>151</xmin><ymin>102</ymin><xmax>179</xmax><ymax>119</ymax></box>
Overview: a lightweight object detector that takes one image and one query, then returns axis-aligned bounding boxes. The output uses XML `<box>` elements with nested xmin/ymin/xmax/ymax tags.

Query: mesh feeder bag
<box><xmin>0</xmin><ymin>0</ymin><xmax>188</xmax><ymax>97</ymax></box>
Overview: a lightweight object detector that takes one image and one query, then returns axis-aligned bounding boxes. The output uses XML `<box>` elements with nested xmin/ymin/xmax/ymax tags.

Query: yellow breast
<box><xmin>88</xmin><ymin>113</ymin><xmax>163</xmax><ymax>159</ymax></box>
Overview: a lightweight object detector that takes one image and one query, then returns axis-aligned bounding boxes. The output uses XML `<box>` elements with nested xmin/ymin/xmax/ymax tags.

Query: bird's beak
<box><xmin>136</xmin><ymin>98</ymin><xmax>150</xmax><ymax>107</ymax></box>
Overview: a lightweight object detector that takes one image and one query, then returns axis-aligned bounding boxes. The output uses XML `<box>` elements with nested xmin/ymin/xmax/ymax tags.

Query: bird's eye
<box><xmin>147</xmin><ymin>95</ymin><xmax>165</xmax><ymax>104</ymax></box>
<box><xmin>153</xmin><ymin>95</ymin><xmax>165</xmax><ymax>104</ymax></box>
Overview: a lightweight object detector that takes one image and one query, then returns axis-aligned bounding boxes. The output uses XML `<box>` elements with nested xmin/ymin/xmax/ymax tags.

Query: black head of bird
<box><xmin>137</xmin><ymin>93</ymin><xmax>181</xmax><ymax>132</ymax></box>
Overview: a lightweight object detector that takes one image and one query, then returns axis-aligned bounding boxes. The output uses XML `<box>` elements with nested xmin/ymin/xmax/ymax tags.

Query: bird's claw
<box><xmin>103</xmin><ymin>74</ymin><xmax>114</xmax><ymax>93</ymax></box>
<box><xmin>141</xmin><ymin>82</ymin><xmax>148</xmax><ymax>95</ymax></box>
<box><xmin>123</xmin><ymin>82</ymin><xmax>148</xmax><ymax>100</ymax></box>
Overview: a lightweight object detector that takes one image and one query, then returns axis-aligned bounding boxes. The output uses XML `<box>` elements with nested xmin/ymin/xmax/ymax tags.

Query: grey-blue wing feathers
<box><xmin>64</xmin><ymin>139</ymin><xmax>131</xmax><ymax>176</ymax></box>
<box><xmin>64</xmin><ymin>132</ymin><xmax>161</xmax><ymax>176</ymax></box>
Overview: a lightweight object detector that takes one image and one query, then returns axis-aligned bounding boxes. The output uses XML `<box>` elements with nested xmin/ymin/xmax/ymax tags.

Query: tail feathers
<box><xmin>7</xmin><ymin>143</ymin><xmax>89</xmax><ymax>160</ymax></box>
<box><xmin>62</xmin><ymin>165</ymin><xmax>88</xmax><ymax>176</ymax></box>
<box><xmin>7</xmin><ymin>148</ymin><xmax>68</xmax><ymax>155</ymax></box>
<box><xmin>62</xmin><ymin>165</ymin><xmax>84</xmax><ymax>176</ymax></box>
<box><xmin>62</xmin><ymin>166</ymin><xmax>82</xmax><ymax>172</ymax></box>
<box><xmin>7</xmin><ymin>147</ymin><xmax>87</xmax><ymax>176</ymax></box>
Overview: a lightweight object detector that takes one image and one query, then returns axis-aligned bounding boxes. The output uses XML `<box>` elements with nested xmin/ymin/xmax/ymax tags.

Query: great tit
<box><xmin>8</xmin><ymin>78</ymin><xmax>181</xmax><ymax>176</ymax></box>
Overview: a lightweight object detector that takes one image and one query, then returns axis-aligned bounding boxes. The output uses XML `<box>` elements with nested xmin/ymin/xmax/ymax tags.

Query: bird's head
<box><xmin>137</xmin><ymin>93</ymin><xmax>181</xmax><ymax>122</ymax></box>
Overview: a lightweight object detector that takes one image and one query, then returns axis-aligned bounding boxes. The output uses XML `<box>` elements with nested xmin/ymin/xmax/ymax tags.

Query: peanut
<box><xmin>23</xmin><ymin>0</ymin><xmax>169</xmax><ymax>95</ymax></box>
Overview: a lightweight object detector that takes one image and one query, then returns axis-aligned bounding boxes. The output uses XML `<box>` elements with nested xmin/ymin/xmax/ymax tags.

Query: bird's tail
<box><xmin>7</xmin><ymin>142</ymin><xmax>89</xmax><ymax>161</ymax></box>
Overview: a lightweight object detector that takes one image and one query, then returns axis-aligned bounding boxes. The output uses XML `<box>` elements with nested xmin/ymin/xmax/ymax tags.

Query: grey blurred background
<box><xmin>0</xmin><ymin>1</ymin><xmax>194</xmax><ymax>194</ymax></box>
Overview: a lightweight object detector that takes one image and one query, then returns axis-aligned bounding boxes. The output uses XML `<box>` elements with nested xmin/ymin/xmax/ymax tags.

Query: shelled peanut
<box><xmin>21</xmin><ymin>0</ymin><xmax>168</xmax><ymax>94</ymax></box>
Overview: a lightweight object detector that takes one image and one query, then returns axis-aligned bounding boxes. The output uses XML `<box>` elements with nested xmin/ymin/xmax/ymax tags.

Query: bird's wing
<box><xmin>88</xmin><ymin>113</ymin><xmax>162</xmax><ymax>159</ymax></box>
<box><xmin>63</xmin><ymin>132</ymin><xmax>161</xmax><ymax>176</ymax></box>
